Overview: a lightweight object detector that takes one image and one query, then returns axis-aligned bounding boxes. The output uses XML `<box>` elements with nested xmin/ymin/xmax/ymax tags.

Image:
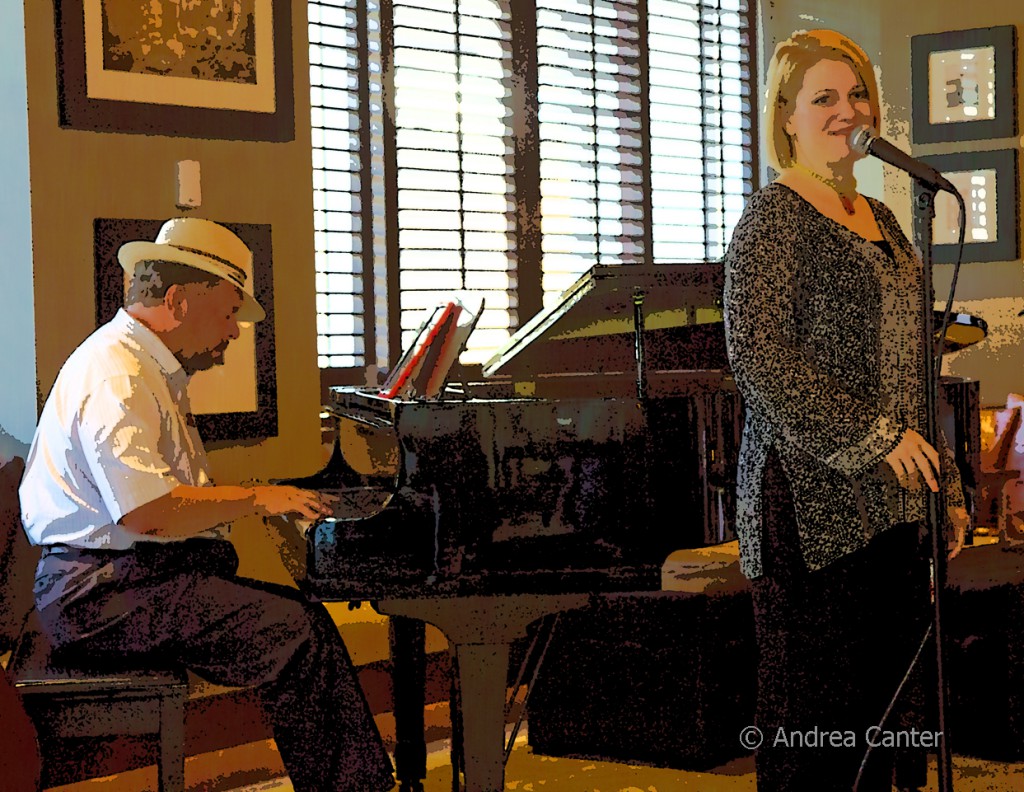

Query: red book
<box><xmin>379</xmin><ymin>302</ymin><xmax>457</xmax><ymax>399</ymax></box>
<box><xmin>411</xmin><ymin>303</ymin><xmax>463</xmax><ymax>398</ymax></box>
<box><xmin>423</xmin><ymin>299</ymin><xmax>484</xmax><ymax>399</ymax></box>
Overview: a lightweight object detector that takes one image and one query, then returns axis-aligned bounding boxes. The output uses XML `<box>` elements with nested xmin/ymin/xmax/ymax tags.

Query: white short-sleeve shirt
<box><xmin>21</xmin><ymin>309</ymin><xmax>214</xmax><ymax>549</ymax></box>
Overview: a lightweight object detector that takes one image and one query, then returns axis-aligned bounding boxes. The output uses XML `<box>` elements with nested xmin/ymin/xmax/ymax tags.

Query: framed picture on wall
<box><xmin>94</xmin><ymin>218</ymin><xmax>279</xmax><ymax>443</ymax></box>
<box><xmin>914</xmin><ymin>149</ymin><xmax>1019</xmax><ymax>264</ymax></box>
<box><xmin>55</xmin><ymin>0</ymin><xmax>294</xmax><ymax>141</ymax></box>
<box><xmin>911</xmin><ymin>25</ymin><xmax>1017</xmax><ymax>144</ymax></box>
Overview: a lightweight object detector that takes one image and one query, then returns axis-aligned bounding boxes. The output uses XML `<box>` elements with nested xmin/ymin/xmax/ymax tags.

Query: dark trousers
<box><xmin>752</xmin><ymin>453</ymin><xmax>930</xmax><ymax>792</ymax></box>
<box><xmin>34</xmin><ymin>538</ymin><xmax>394</xmax><ymax>792</ymax></box>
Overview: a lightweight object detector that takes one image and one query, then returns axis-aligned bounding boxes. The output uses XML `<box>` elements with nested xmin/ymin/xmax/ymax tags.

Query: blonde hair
<box><xmin>764</xmin><ymin>29</ymin><xmax>880</xmax><ymax>172</ymax></box>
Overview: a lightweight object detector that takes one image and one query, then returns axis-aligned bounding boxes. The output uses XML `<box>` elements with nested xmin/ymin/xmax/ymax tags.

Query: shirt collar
<box><xmin>115</xmin><ymin>308</ymin><xmax>187</xmax><ymax>389</ymax></box>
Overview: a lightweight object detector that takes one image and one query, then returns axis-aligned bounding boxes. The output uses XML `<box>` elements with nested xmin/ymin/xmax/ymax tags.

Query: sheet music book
<box><xmin>379</xmin><ymin>299</ymin><xmax>481</xmax><ymax>400</ymax></box>
<box><xmin>379</xmin><ymin>303</ymin><xmax>455</xmax><ymax>399</ymax></box>
<box><xmin>422</xmin><ymin>298</ymin><xmax>484</xmax><ymax>399</ymax></box>
<box><xmin>410</xmin><ymin>304</ymin><xmax>462</xmax><ymax>397</ymax></box>
<box><xmin>377</xmin><ymin>306</ymin><xmax>434</xmax><ymax>398</ymax></box>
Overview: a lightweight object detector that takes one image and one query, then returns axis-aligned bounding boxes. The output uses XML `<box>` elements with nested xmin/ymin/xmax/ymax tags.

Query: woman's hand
<box><xmin>947</xmin><ymin>505</ymin><xmax>969</xmax><ymax>560</ymax></box>
<box><xmin>885</xmin><ymin>430</ymin><xmax>968</xmax><ymax>559</ymax></box>
<box><xmin>884</xmin><ymin>429</ymin><xmax>940</xmax><ymax>492</ymax></box>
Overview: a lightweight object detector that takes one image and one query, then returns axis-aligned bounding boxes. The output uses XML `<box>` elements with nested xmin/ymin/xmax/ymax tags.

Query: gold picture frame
<box><xmin>83</xmin><ymin>0</ymin><xmax>275</xmax><ymax>112</ymax></box>
<box><xmin>55</xmin><ymin>0</ymin><xmax>294</xmax><ymax>140</ymax></box>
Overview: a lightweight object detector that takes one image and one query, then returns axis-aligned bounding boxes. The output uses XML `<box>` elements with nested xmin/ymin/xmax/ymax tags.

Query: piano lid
<box><xmin>483</xmin><ymin>262</ymin><xmax>725</xmax><ymax>378</ymax></box>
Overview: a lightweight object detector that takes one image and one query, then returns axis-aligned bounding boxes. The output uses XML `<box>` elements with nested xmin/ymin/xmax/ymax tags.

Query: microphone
<box><xmin>849</xmin><ymin>126</ymin><xmax>957</xmax><ymax>194</ymax></box>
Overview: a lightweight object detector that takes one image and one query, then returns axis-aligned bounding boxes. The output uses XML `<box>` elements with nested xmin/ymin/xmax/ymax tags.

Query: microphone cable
<box><xmin>852</xmin><ymin>621</ymin><xmax>933</xmax><ymax>792</ymax></box>
<box><xmin>934</xmin><ymin>189</ymin><xmax>968</xmax><ymax>367</ymax></box>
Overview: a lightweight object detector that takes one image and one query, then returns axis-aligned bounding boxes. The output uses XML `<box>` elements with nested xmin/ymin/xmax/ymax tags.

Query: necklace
<box><xmin>794</xmin><ymin>163</ymin><xmax>858</xmax><ymax>215</ymax></box>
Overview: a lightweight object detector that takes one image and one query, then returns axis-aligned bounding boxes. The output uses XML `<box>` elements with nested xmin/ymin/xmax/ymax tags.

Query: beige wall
<box><xmin>878</xmin><ymin>1</ymin><xmax>1024</xmax><ymax>407</ymax></box>
<box><xmin>22</xmin><ymin>1</ymin><xmax>324</xmax><ymax>582</ymax></box>
<box><xmin>761</xmin><ymin>0</ymin><xmax>1024</xmax><ymax>407</ymax></box>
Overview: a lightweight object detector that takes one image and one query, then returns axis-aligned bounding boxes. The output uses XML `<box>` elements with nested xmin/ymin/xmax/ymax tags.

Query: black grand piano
<box><xmin>307</xmin><ymin>262</ymin><xmax>741</xmax><ymax>600</ymax></box>
<box><xmin>288</xmin><ymin>262</ymin><xmax>742</xmax><ymax>791</ymax></box>
<box><xmin>290</xmin><ymin>261</ymin><xmax>983</xmax><ymax>791</ymax></box>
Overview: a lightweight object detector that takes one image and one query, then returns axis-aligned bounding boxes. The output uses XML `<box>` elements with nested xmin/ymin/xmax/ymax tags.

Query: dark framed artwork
<box><xmin>95</xmin><ymin>218</ymin><xmax>278</xmax><ymax>443</ymax></box>
<box><xmin>55</xmin><ymin>0</ymin><xmax>294</xmax><ymax>141</ymax></box>
<box><xmin>911</xmin><ymin>25</ymin><xmax>1017</xmax><ymax>144</ymax></box>
<box><xmin>914</xmin><ymin>149</ymin><xmax>1019</xmax><ymax>264</ymax></box>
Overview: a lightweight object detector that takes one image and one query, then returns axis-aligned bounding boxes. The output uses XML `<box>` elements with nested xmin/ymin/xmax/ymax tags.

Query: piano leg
<box><xmin>455</xmin><ymin>641</ymin><xmax>513</xmax><ymax>792</ymax></box>
<box><xmin>389</xmin><ymin>616</ymin><xmax>427</xmax><ymax>792</ymax></box>
<box><xmin>378</xmin><ymin>594</ymin><xmax>590</xmax><ymax>792</ymax></box>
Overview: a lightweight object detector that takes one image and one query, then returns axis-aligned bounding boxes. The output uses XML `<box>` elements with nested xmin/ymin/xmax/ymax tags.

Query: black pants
<box><xmin>752</xmin><ymin>453</ymin><xmax>930</xmax><ymax>791</ymax></box>
<box><xmin>34</xmin><ymin>538</ymin><xmax>394</xmax><ymax>792</ymax></box>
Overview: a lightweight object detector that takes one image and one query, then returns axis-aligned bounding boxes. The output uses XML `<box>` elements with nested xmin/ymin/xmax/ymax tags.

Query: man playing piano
<box><xmin>20</xmin><ymin>218</ymin><xmax>394</xmax><ymax>792</ymax></box>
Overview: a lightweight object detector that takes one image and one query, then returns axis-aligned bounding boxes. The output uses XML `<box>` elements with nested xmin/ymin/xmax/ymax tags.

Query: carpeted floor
<box><xmin>49</xmin><ymin>729</ymin><xmax>1024</xmax><ymax>791</ymax></box>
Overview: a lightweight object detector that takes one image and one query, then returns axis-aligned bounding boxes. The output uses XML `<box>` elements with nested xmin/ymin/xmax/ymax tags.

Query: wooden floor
<box><xmin>46</xmin><ymin>727</ymin><xmax>1024</xmax><ymax>792</ymax></box>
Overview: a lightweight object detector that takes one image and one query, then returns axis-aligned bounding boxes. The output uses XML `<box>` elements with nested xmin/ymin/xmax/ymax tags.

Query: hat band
<box><xmin>168</xmin><ymin>243</ymin><xmax>248</xmax><ymax>288</ymax></box>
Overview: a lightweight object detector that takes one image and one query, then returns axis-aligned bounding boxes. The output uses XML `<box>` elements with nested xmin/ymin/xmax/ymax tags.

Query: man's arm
<box><xmin>120</xmin><ymin>484</ymin><xmax>332</xmax><ymax>539</ymax></box>
<box><xmin>77</xmin><ymin>375</ymin><xmax>332</xmax><ymax>539</ymax></box>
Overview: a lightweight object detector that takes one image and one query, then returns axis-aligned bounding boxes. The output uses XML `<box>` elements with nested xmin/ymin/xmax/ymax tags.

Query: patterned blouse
<box><xmin>724</xmin><ymin>182</ymin><xmax>964</xmax><ymax>579</ymax></box>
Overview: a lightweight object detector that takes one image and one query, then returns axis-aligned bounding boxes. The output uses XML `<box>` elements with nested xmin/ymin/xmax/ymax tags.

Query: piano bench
<box><xmin>8</xmin><ymin>611</ymin><xmax>188</xmax><ymax>792</ymax></box>
<box><xmin>527</xmin><ymin>544</ymin><xmax>755</xmax><ymax>771</ymax></box>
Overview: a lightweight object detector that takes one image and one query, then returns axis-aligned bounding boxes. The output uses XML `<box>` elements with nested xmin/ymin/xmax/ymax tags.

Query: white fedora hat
<box><xmin>117</xmin><ymin>218</ymin><xmax>265</xmax><ymax>322</ymax></box>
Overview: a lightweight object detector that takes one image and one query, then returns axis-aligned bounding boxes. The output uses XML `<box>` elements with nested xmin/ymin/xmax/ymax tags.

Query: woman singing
<box><xmin>723</xmin><ymin>29</ymin><xmax>969</xmax><ymax>791</ymax></box>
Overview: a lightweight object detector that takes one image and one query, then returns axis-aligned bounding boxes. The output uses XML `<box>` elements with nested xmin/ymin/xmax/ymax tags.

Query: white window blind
<box><xmin>649</xmin><ymin>0</ymin><xmax>752</xmax><ymax>261</ymax></box>
<box><xmin>310</xmin><ymin>0</ymin><xmax>366</xmax><ymax>369</ymax></box>
<box><xmin>391</xmin><ymin>0</ymin><xmax>517</xmax><ymax>364</ymax></box>
<box><xmin>310</xmin><ymin>0</ymin><xmax>755</xmax><ymax>373</ymax></box>
<box><xmin>536</xmin><ymin>0</ymin><xmax>646</xmax><ymax>308</ymax></box>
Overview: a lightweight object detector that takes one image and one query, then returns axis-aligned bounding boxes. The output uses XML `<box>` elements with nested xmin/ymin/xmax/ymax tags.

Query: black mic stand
<box><xmin>913</xmin><ymin>181</ymin><xmax>954</xmax><ymax>792</ymax></box>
